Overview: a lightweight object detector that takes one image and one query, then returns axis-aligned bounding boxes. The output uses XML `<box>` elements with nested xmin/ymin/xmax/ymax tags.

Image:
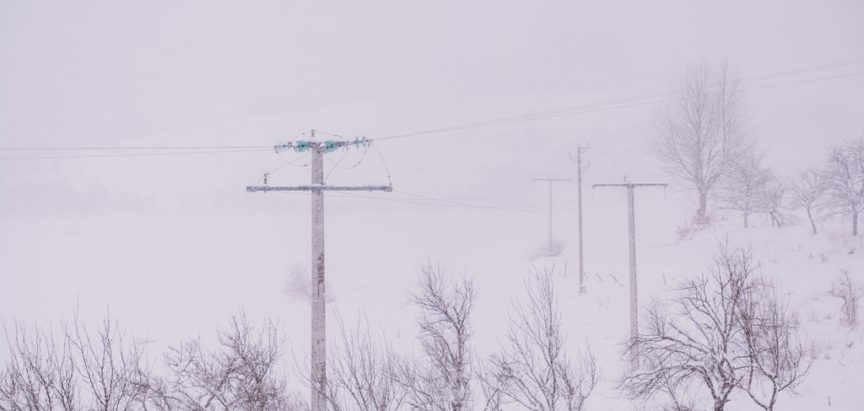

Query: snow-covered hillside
<box><xmin>1</xmin><ymin>193</ymin><xmax>861</xmax><ymax>409</ymax></box>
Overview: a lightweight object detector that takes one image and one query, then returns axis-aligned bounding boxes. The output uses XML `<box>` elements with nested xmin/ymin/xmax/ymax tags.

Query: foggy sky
<box><xmin>1</xmin><ymin>0</ymin><xmax>863</xmax><ymax>213</ymax></box>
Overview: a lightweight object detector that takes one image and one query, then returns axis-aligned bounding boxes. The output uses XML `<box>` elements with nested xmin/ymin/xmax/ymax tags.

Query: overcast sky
<box><xmin>1</xmin><ymin>0</ymin><xmax>863</xmax><ymax>213</ymax></box>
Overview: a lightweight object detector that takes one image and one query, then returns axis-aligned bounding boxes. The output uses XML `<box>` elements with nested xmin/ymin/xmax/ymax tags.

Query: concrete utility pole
<box><xmin>593</xmin><ymin>178</ymin><xmax>666</xmax><ymax>370</ymax></box>
<box><xmin>247</xmin><ymin>130</ymin><xmax>391</xmax><ymax>411</ymax></box>
<box><xmin>569</xmin><ymin>146</ymin><xmax>589</xmax><ymax>293</ymax></box>
<box><xmin>534</xmin><ymin>178</ymin><xmax>571</xmax><ymax>255</ymax></box>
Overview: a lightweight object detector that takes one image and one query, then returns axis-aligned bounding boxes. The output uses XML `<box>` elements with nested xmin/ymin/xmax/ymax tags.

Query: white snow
<box><xmin>1</xmin><ymin>190</ymin><xmax>861</xmax><ymax>410</ymax></box>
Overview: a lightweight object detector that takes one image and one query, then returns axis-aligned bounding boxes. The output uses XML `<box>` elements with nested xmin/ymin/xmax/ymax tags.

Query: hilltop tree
<box><xmin>654</xmin><ymin>62</ymin><xmax>751</xmax><ymax>223</ymax></box>
<box><xmin>757</xmin><ymin>171</ymin><xmax>786</xmax><ymax>228</ymax></box>
<box><xmin>791</xmin><ymin>168</ymin><xmax>827</xmax><ymax>234</ymax></box>
<box><xmin>824</xmin><ymin>137</ymin><xmax>864</xmax><ymax>235</ymax></box>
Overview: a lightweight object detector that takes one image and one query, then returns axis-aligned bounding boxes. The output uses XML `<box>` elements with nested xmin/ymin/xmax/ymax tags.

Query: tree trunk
<box><xmin>714</xmin><ymin>400</ymin><xmax>725</xmax><ymax>411</ymax></box>
<box><xmin>770</xmin><ymin>211</ymin><xmax>782</xmax><ymax>227</ymax></box>
<box><xmin>743</xmin><ymin>212</ymin><xmax>749</xmax><ymax>228</ymax></box>
<box><xmin>853</xmin><ymin>211</ymin><xmax>859</xmax><ymax>236</ymax></box>
<box><xmin>807</xmin><ymin>208</ymin><xmax>817</xmax><ymax>234</ymax></box>
<box><xmin>697</xmin><ymin>190</ymin><xmax>708</xmax><ymax>222</ymax></box>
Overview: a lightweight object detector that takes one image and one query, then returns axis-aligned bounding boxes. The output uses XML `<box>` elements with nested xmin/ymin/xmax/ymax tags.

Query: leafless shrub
<box><xmin>621</xmin><ymin>247</ymin><xmax>756</xmax><ymax>411</ymax></box>
<box><xmin>823</xmin><ymin>137</ymin><xmax>864</xmax><ymax>236</ymax></box>
<box><xmin>676</xmin><ymin>216</ymin><xmax>712</xmax><ymax>241</ymax></box>
<box><xmin>738</xmin><ymin>288</ymin><xmax>811</xmax><ymax>411</ymax></box>
<box><xmin>829</xmin><ymin>270</ymin><xmax>862</xmax><ymax>328</ymax></box>
<box><xmin>163</xmin><ymin>312</ymin><xmax>292</xmax><ymax>410</ymax></box>
<box><xmin>327</xmin><ymin>314</ymin><xmax>406</xmax><ymax>411</ymax></box>
<box><xmin>65</xmin><ymin>312</ymin><xmax>152</xmax><ymax>411</ymax></box>
<box><xmin>490</xmin><ymin>269</ymin><xmax>598</xmax><ymax>410</ymax></box>
<box><xmin>791</xmin><ymin>168</ymin><xmax>827</xmax><ymax>234</ymax></box>
<box><xmin>759</xmin><ymin>174</ymin><xmax>786</xmax><ymax>228</ymax></box>
<box><xmin>719</xmin><ymin>154</ymin><xmax>769</xmax><ymax>228</ymax></box>
<box><xmin>399</xmin><ymin>264</ymin><xmax>474</xmax><ymax>411</ymax></box>
<box><xmin>719</xmin><ymin>154</ymin><xmax>785</xmax><ymax>228</ymax></box>
<box><xmin>1</xmin><ymin>312</ymin><xmax>301</xmax><ymax>411</ymax></box>
<box><xmin>654</xmin><ymin>62</ymin><xmax>751</xmax><ymax>222</ymax></box>
<box><xmin>0</xmin><ymin>324</ymin><xmax>78</xmax><ymax>410</ymax></box>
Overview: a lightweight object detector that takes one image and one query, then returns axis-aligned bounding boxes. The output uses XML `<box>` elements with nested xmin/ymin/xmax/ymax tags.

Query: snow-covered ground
<box><xmin>1</xmin><ymin>190</ymin><xmax>861</xmax><ymax>410</ymax></box>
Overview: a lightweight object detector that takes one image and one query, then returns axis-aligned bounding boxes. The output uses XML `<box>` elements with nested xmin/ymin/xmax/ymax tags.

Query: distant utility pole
<box><xmin>569</xmin><ymin>145</ymin><xmax>589</xmax><ymax>293</ymax></box>
<box><xmin>593</xmin><ymin>178</ymin><xmax>666</xmax><ymax>370</ymax></box>
<box><xmin>534</xmin><ymin>177</ymin><xmax>571</xmax><ymax>255</ymax></box>
<box><xmin>247</xmin><ymin>130</ymin><xmax>391</xmax><ymax>411</ymax></box>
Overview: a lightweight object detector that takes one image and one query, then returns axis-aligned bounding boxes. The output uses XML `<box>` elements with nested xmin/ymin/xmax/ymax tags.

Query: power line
<box><xmin>373</xmin><ymin>58</ymin><xmax>864</xmax><ymax>142</ymax></box>
<box><xmin>333</xmin><ymin>191</ymin><xmax>628</xmax><ymax>212</ymax></box>
<box><xmin>334</xmin><ymin>191</ymin><xmax>542</xmax><ymax>211</ymax></box>
<box><xmin>0</xmin><ymin>148</ymin><xmax>271</xmax><ymax>161</ymax></box>
<box><xmin>0</xmin><ymin>145</ymin><xmax>271</xmax><ymax>152</ymax></box>
<box><xmin>1</xmin><ymin>57</ymin><xmax>862</xmax><ymax>155</ymax></box>
<box><xmin>331</xmin><ymin>188</ymin><xmax>588</xmax><ymax>212</ymax></box>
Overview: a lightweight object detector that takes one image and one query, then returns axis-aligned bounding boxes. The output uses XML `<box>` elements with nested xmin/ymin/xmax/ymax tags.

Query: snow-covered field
<box><xmin>2</xmin><ymin>190</ymin><xmax>861</xmax><ymax>410</ymax></box>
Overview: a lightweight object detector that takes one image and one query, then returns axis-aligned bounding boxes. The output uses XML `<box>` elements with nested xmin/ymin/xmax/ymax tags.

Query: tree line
<box><xmin>0</xmin><ymin>266</ymin><xmax>598</xmax><ymax>411</ymax></box>
<box><xmin>3</xmin><ymin>246</ymin><xmax>834</xmax><ymax>410</ymax></box>
<box><xmin>654</xmin><ymin>63</ymin><xmax>864</xmax><ymax>235</ymax></box>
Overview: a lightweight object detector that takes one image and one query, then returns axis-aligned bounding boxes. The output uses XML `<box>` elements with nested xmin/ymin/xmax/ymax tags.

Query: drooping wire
<box><xmin>324</xmin><ymin>150</ymin><xmax>350</xmax><ymax>183</ymax></box>
<box><xmin>312</xmin><ymin>129</ymin><xmax>346</xmax><ymax>139</ymax></box>
<box><xmin>324</xmin><ymin>144</ymin><xmax>370</xmax><ymax>183</ymax></box>
<box><xmin>370</xmin><ymin>144</ymin><xmax>394</xmax><ymax>188</ymax></box>
<box><xmin>259</xmin><ymin>153</ymin><xmax>310</xmax><ymax>184</ymax></box>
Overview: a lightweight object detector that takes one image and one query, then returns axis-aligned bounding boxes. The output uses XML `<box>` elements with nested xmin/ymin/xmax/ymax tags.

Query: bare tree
<box><xmin>824</xmin><ymin>137</ymin><xmax>864</xmax><ymax>235</ymax></box>
<box><xmin>791</xmin><ymin>168</ymin><xmax>827</xmax><ymax>234</ymax></box>
<box><xmin>759</xmin><ymin>172</ymin><xmax>786</xmax><ymax>228</ymax></box>
<box><xmin>475</xmin><ymin>362</ymin><xmax>508</xmax><ymax>411</ymax></box>
<box><xmin>327</xmin><ymin>314</ymin><xmax>406</xmax><ymax>411</ymax></box>
<box><xmin>163</xmin><ymin>313</ymin><xmax>291</xmax><ymax>410</ymax></box>
<box><xmin>654</xmin><ymin>62</ymin><xmax>751</xmax><ymax>222</ymax></box>
<box><xmin>490</xmin><ymin>269</ymin><xmax>598</xmax><ymax>411</ymax></box>
<box><xmin>829</xmin><ymin>270</ymin><xmax>862</xmax><ymax>328</ymax></box>
<box><xmin>400</xmin><ymin>264</ymin><xmax>474</xmax><ymax>411</ymax></box>
<box><xmin>738</xmin><ymin>286</ymin><xmax>811</xmax><ymax>411</ymax></box>
<box><xmin>0</xmin><ymin>324</ymin><xmax>78</xmax><ymax>410</ymax></box>
<box><xmin>622</xmin><ymin>247</ymin><xmax>755</xmax><ymax>411</ymax></box>
<box><xmin>1</xmin><ymin>312</ymin><xmax>302</xmax><ymax>411</ymax></box>
<box><xmin>719</xmin><ymin>154</ymin><xmax>771</xmax><ymax>228</ymax></box>
<box><xmin>655</xmin><ymin>372</ymin><xmax>699</xmax><ymax>411</ymax></box>
<box><xmin>65</xmin><ymin>312</ymin><xmax>152</xmax><ymax>411</ymax></box>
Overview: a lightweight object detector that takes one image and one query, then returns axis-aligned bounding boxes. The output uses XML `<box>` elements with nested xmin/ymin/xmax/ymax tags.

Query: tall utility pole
<box><xmin>247</xmin><ymin>131</ymin><xmax>391</xmax><ymax>411</ymax></box>
<box><xmin>569</xmin><ymin>146</ymin><xmax>589</xmax><ymax>293</ymax></box>
<box><xmin>534</xmin><ymin>178</ymin><xmax>571</xmax><ymax>255</ymax></box>
<box><xmin>593</xmin><ymin>178</ymin><xmax>666</xmax><ymax>370</ymax></box>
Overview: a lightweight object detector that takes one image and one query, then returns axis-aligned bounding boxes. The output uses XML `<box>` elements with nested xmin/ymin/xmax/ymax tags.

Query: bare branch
<box><xmin>490</xmin><ymin>267</ymin><xmax>598</xmax><ymax>411</ymax></box>
<box><xmin>400</xmin><ymin>263</ymin><xmax>474</xmax><ymax>411</ymax></box>
<box><xmin>654</xmin><ymin>62</ymin><xmax>751</xmax><ymax>222</ymax></box>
